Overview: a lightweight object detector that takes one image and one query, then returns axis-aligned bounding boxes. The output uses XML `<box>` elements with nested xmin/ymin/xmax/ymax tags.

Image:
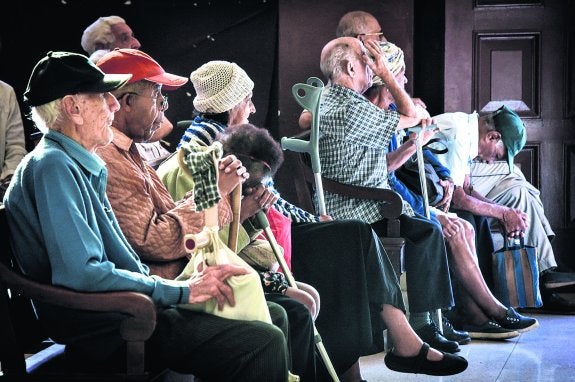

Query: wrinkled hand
<box><xmin>412</xmin><ymin>97</ymin><xmax>427</xmax><ymax>109</ymax></box>
<box><xmin>436</xmin><ymin>213</ymin><xmax>465</xmax><ymax>240</ymax></box>
<box><xmin>362</xmin><ymin>40</ymin><xmax>395</xmax><ymax>85</ymax></box>
<box><xmin>435</xmin><ymin>178</ymin><xmax>455</xmax><ymax>212</ymax></box>
<box><xmin>501</xmin><ymin>208</ymin><xmax>529</xmax><ymax>238</ymax></box>
<box><xmin>218</xmin><ymin>155</ymin><xmax>249</xmax><ymax>196</ymax></box>
<box><xmin>241</xmin><ymin>185</ymin><xmax>279</xmax><ymax>221</ymax></box>
<box><xmin>187</xmin><ymin>263</ymin><xmax>249</xmax><ymax>311</ymax></box>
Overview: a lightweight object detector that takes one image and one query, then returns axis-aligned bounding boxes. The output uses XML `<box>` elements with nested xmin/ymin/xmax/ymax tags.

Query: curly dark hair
<box><xmin>217</xmin><ymin>123</ymin><xmax>284</xmax><ymax>180</ymax></box>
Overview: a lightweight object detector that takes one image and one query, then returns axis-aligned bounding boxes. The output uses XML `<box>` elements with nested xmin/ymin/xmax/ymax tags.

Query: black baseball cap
<box><xmin>24</xmin><ymin>51</ymin><xmax>132</xmax><ymax>107</ymax></box>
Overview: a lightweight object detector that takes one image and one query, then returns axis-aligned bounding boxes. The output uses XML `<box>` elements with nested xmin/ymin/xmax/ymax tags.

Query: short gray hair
<box><xmin>81</xmin><ymin>15</ymin><xmax>126</xmax><ymax>55</ymax></box>
<box><xmin>336</xmin><ymin>11</ymin><xmax>375</xmax><ymax>37</ymax></box>
<box><xmin>320</xmin><ymin>40</ymin><xmax>357</xmax><ymax>82</ymax></box>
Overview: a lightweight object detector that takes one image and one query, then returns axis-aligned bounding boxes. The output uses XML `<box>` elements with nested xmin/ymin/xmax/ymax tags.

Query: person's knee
<box><xmin>267</xmin><ymin>301</ymin><xmax>289</xmax><ymax>338</ymax></box>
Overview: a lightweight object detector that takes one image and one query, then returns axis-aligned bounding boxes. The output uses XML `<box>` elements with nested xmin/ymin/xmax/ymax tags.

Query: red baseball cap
<box><xmin>96</xmin><ymin>48</ymin><xmax>187</xmax><ymax>91</ymax></box>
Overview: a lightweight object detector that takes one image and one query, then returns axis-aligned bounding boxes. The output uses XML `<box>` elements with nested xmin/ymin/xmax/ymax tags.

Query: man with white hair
<box><xmin>81</xmin><ymin>16</ymin><xmax>172</xmax><ymax>169</ymax></box>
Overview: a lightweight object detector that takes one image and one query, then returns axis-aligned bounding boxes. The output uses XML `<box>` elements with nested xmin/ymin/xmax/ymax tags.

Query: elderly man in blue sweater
<box><xmin>2</xmin><ymin>51</ymin><xmax>288</xmax><ymax>381</ymax></box>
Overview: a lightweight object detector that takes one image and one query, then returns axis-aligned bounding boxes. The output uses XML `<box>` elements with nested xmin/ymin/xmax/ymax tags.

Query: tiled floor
<box><xmin>359</xmin><ymin>312</ymin><xmax>575</xmax><ymax>382</ymax></box>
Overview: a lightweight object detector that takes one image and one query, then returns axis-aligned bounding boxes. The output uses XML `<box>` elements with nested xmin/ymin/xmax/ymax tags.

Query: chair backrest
<box><xmin>0</xmin><ymin>204</ymin><xmax>48</xmax><ymax>375</ymax></box>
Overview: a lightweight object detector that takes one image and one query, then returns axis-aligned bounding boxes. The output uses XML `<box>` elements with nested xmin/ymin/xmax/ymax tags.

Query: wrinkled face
<box><xmin>228</xmin><ymin>93</ymin><xmax>255</xmax><ymax>126</ymax></box>
<box><xmin>118</xmin><ymin>83</ymin><xmax>167</xmax><ymax>142</ymax></box>
<box><xmin>357</xmin><ymin>17</ymin><xmax>387</xmax><ymax>43</ymax></box>
<box><xmin>395</xmin><ymin>68</ymin><xmax>407</xmax><ymax>88</ymax></box>
<box><xmin>110</xmin><ymin>23</ymin><xmax>141</xmax><ymax>50</ymax></box>
<box><xmin>476</xmin><ymin>118</ymin><xmax>507</xmax><ymax>163</ymax></box>
<box><xmin>74</xmin><ymin>92</ymin><xmax>120</xmax><ymax>152</ymax></box>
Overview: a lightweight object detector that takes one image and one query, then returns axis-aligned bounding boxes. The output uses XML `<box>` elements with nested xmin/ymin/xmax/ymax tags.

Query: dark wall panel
<box><xmin>0</xmin><ymin>0</ymin><xmax>278</xmax><ymax>151</ymax></box>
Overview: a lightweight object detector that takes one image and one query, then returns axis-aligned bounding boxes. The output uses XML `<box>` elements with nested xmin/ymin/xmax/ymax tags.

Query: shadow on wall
<box><xmin>0</xmin><ymin>0</ymin><xmax>278</xmax><ymax>151</ymax></box>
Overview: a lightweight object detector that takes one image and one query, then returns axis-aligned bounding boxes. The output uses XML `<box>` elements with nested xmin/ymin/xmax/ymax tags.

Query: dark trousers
<box><xmin>37</xmin><ymin>303</ymin><xmax>288</xmax><ymax>382</ymax></box>
<box><xmin>266</xmin><ymin>294</ymin><xmax>317</xmax><ymax>381</ymax></box>
<box><xmin>291</xmin><ymin>219</ymin><xmax>405</xmax><ymax>379</ymax></box>
<box><xmin>371</xmin><ymin>212</ymin><xmax>454</xmax><ymax>313</ymax></box>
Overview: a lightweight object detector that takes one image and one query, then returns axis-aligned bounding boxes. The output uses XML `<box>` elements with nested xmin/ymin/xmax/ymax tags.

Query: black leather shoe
<box><xmin>441</xmin><ymin>316</ymin><xmax>471</xmax><ymax>345</ymax></box>
<box><xmin>384</xmin><ymin>342</ymin><xmax>468</xmax><ymax>376</ymax></box>
<box><xmin>414</xmin><ymin>323</ymin><xmax>460</xmax><ymax>353</ymax></box>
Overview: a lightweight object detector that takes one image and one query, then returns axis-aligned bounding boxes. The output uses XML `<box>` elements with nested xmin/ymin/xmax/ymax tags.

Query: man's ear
<box><xmin>486</xmin><ymin>130</ymin><xmax>501</xmax><ymax>142</ymax></box>
<box><xmin>344</xmin><ymin>59</ymin><xmax>355</xmax><ymax>77</ymax></box>
<box><xmin>61</xmin><ymin>96</ymin><xmax>83</xmax><ymax>124</ymax></box>
<box><xmin>124</xmin><ymin>93</ymin><xmax>132</xmax><ymax>106</ymax></box>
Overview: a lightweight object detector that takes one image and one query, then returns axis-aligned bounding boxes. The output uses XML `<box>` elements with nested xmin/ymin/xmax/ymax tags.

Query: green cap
<box><xmin>491</xmin><ymin>105</ymin><xmax>526</xmax><ymax>172</ymax></box>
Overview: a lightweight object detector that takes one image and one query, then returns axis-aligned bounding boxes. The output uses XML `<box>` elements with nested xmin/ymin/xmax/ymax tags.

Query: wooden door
<box><xmin>444</xmin><ymin>0</ymin><xmax>575</xmax><ymax>266</ymax></box>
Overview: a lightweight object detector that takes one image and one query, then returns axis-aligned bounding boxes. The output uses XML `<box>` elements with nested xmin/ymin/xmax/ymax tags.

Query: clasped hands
<box><xmin>502</xmin><ymin>208</ymin><xmax>529</xmax><ymax>239</ymax></box>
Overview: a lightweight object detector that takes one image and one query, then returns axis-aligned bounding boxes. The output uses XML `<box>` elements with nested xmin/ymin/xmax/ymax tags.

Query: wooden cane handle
<box><xmin>227</xmin><ymin>185</ymin><xmax>242</xmax><ymax>252</ymax></box>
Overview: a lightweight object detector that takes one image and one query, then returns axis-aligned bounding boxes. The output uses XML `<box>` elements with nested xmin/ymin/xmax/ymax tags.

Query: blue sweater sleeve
<box><xmin>7</xmin><ymin>152</ymin><xmax>188</xmax><ymax>307</ymax></box>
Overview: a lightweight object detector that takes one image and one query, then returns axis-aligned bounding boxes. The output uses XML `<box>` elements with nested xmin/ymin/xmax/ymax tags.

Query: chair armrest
<box><xmin>320</xmin><ymin>177</ymin><xmax>403</xmax><ymax>219</ymax></box>
<box><xmin>0</xmin><ymin>261</ymin><xmax>156</xmax><ymax>342</ymax></box>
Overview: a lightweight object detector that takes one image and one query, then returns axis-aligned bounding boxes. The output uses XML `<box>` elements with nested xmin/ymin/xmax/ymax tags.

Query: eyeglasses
<box><xmin>357</xmin><ymin>32</ymin><xmax>386</xmax><ymax>41</ymax></box>
<box><xmin>118</xmin><ymin>92</ymin><xmax>169</xmax><ymax>112</ymax></box>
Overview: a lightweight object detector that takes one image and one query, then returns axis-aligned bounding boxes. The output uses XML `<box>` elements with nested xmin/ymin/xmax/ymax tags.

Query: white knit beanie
<box><xmin>190</xmin><ymin>61</ymin><xmax>254</xmax><ymax>114</ymax></box>
<box><xmin>372</xmin><ymin>41</ymin><xmax>405</xmax><ymax>87</ymax></box>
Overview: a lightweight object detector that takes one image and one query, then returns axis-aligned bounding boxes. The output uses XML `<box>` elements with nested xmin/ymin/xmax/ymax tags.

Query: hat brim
<box><xmin>507</xmin><ymin>150</ymin><xmax>514</xmax><ymax>173</ymax></box>
<box><xmin>88</xmin><ymin>73</ymin><xmax>133</xmax><ymax>93</ymax></box>
<box><xmin>146</xmin><ymin>72</ymin><xmax>188</xmax><ymax>91</ymax></box>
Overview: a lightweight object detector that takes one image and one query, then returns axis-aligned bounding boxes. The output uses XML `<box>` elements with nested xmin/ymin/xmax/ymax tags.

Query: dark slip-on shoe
<box><xmin>384</xmin><ymin>342</ymin><xmax>468</xmax><ymax>376</ymax></box>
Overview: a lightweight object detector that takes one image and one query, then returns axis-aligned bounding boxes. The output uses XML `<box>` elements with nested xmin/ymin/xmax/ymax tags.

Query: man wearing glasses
<box><xmin>94</xmin><ymin>49</ymin><xmax>318</xmax><ymax>379</ymax></box>
<box><xmin>336</xmin><ymin>10</ymin><xmax>388</xmax><ymax>42</ymax></box>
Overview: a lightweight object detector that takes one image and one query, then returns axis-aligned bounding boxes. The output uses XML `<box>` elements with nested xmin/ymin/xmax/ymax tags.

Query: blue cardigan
<box><xmin>4</xmin><ymin>130</ymin><xmax>187</xmax><ymax>306</ymax></box>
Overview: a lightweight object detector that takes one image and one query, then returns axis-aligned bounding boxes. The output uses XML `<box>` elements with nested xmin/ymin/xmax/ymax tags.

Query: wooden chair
<box><xmin>0</xmin><ymin>204</ymin><xmax>169</xmax><ymax>381</ymax></box>
<box><xmin>289</xmin><ymin>130</ymin><xmax>405</xmax><ymax>276</ymax></box>
<box><xmin>281</xmin><ymin>78</ymin><xmax>405</xmax><ymax>276</ymax></box>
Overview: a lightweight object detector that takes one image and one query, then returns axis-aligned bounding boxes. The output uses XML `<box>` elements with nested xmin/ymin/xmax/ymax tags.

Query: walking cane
<box><xmin>227</xmin><ymin>185</ymin><xmax>242</xmax><ymax>252</ymax></box>
<box><xmin>254</xmin><ymin>211</ymin><xmax>340</xmax><ymax>382</ymax></box>
<box><xmin>407</xmin><ymin>124</ymin><xmax>443</xmax><ymax>332</ymax></box>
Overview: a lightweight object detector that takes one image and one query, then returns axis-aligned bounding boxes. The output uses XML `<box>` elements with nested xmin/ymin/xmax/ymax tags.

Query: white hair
<box><xmin>81</xmin><ymin>15</ymin><xmax>126</xmax><ymax>54</ymax></box>
<box><xmin>30</xmin><ymin>100</ymin><xmax>62</xmax><ymax>133</ymax></box>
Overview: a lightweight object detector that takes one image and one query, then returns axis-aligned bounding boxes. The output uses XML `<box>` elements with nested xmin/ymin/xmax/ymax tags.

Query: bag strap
<box><xmin>504</xmin><ymin>236</ymin><xmax>524</xmax><ymax>250</ymax></box>
<box><xmin>423</xmin><ymin>138</ymin><xmax>448</xmax><ymax>154</ymax></box>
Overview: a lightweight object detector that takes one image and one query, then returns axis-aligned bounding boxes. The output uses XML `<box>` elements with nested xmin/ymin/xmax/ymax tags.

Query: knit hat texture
<box><xmin>372</xmin><ymin>41</ymin><xmax>405</xmax><ymax>87</ymax></box>
<box><xmin>190</xmin><ymin>61</ymin><xmax>254</xmax><ymax>114</ymax></box>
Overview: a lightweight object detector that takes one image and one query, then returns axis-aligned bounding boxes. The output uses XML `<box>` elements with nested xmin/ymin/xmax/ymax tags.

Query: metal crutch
<box><xmin>280</xmin><ymin>77</ymin><xmax>340</xmax><ymax>381</ymax></box>
<box><xmin>254</xmin><ymin>211</ymin><xmax>340</xmax><ymax>382</ymax></box>
<box><xmin>281</xmin><ymin>77</ymin><xmax>327</xmax><ymax>214</ymax></box>
<box><xmin>407</xmin><ymin>124</ymin><xmax>443</xmax><ymax>332</ymax></box>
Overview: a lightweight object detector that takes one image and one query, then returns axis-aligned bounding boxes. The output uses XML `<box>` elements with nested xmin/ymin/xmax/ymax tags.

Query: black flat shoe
<box><xmin>384</xmin><ymin>343</ymin><xmax>468</xmax><ymax>376</ymax></box>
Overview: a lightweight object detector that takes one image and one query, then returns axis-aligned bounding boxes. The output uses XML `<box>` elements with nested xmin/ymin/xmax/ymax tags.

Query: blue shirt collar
<box><xmin>43</xmin><ymin>130</ymin><xmax>106</xmax><ymax>177</ymax></box>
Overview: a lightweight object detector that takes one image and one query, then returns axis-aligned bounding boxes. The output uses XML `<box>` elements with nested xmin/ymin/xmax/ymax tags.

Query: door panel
<box><xmin>445</xmin><ymin>0</ymin><xmax>575</xmax><ymax>266</ymax></box>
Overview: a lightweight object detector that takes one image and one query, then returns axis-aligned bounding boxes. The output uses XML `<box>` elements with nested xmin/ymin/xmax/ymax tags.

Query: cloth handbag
<box><xmin>175</xmin><ymin>141</ymin><xmax>272</xmax><ymax>324</ymax></box>
<box><xmin>491</xmin><ymin>237</ymin><xmax>543</xmax><ymax>308</ymax></box>
<box><xmin>178</xmin><ymin>227</ymin><xmax>272</xmax><ymax>323</ymax></box>
<box><xmin>395</xmin><ymin>156</ymin><xmax>444</xmax><ymax>206</ymax></box>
